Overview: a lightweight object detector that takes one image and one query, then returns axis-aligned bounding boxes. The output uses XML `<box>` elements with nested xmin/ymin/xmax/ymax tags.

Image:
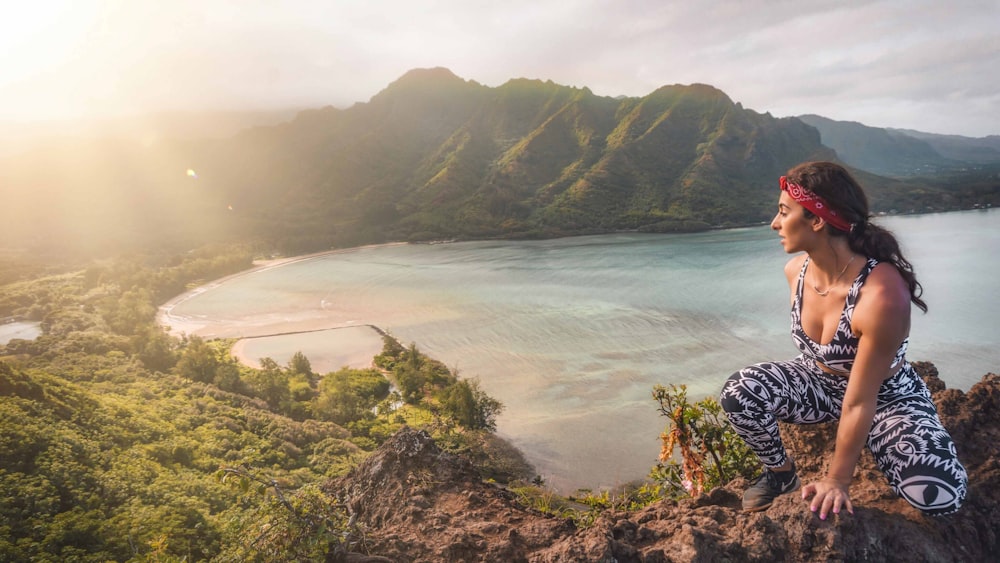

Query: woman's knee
<box><xmin>894</xmin><ymin>463</ymin><xmax>968</xmax><ymax>516</ymax></box>
<box><xmin>719</xmin><ymin>366</ymin><xmax>769</xmax><ymax>415</ymax></box>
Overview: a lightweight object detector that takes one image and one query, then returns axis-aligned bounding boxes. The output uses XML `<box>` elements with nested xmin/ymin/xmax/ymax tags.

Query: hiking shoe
<box><xmin>743</xmin><ymin>462</ymin><xmax>800</xmax><ymax>512</ymax></box>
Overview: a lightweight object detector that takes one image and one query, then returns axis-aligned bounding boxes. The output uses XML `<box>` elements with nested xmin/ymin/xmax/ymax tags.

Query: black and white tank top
<box><xmin>791</xmin><ymin>257</ymin><xmax>908</xmax><ymax>374</ymax></box>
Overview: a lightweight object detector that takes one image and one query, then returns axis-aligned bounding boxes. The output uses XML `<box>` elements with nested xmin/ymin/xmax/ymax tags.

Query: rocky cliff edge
<box><xmin>326</xmin><ymin>363</ymin><xmax>999</xmax><ymax>562</ymax></box>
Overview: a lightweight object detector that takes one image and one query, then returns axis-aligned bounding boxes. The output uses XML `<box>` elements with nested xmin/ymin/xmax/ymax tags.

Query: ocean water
<box><xmin>163</xmin><ymin>208</ymin><xmax>999</xmax><ymax>492</ymax></box>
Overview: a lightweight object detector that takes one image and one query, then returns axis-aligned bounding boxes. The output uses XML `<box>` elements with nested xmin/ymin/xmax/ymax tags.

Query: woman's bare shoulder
<box><xmin>865</xmin><ymin>262</ymin><xmax>910</xmax><ymax>302</ymax></box>
<box><xmin>855</xmin><ymin>262</ymin><xmax>911</xmax><ymax>329</ymax></box>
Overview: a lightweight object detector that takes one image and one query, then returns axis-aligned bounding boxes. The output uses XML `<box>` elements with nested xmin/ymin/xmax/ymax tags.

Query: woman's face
<box><xmin>771</xmin><ymin>191</ymin><xmax>815</xmax><ymax>253</ymax></box>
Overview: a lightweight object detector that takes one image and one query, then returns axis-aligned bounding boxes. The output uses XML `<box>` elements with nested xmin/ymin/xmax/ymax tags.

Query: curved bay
<box><xmin>162</xmin><ymin>209</ymin><xmax>999</xmax><ymax>492</ymax></box>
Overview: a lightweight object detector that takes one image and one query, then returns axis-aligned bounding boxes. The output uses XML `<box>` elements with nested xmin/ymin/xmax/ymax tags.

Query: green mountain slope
<box><xmin>797</xmin><ymin>114</ymin><xmax>956</xmax><ymax>176</ymax></box>
<box><xmin>2</xmin><ymin>68</ymin><xmax>995</xmax><ymax>258</ymax></box>
<box><xmin>889</xmin><ymin>127</ymin><xmax>1000</xmax><ymax>164</ymax></box>
<box><xmin>205</xmin><ymin>69</ymin><xmax>837</xmax><ymax>248</ymax></box>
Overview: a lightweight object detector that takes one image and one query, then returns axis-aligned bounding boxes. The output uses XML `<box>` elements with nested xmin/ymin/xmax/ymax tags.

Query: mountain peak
<box><xmin>369</xmin><ymin>67</ymin><xmax>485</xmax><ymax>106</ymax></box>
<box><xmin>381</xmin><ymin>67</ymin><xmax>471</xmax><ymax>93</ymax></box>
<box><xmin>395</xmin><ymin>66</ymin><xmax>463</xmax><ymax>83</ymax></box>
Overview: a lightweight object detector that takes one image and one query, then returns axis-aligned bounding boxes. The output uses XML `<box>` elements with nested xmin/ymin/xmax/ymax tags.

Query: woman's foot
<box><xmin>743</xmin><ymin>461</ymin><xmax>800</xmax><ymax>512</ymax></box>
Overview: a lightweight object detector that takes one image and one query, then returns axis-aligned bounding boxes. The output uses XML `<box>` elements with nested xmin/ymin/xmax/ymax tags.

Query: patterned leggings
<box><xmin>719</xmin><ymin>356</ymin><xmax>967</xmax><ymax>516</ymax></box>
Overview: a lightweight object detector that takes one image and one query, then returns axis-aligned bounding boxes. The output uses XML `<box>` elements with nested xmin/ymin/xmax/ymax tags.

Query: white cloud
<box><xmin>0</xmin><ymin>0</ymin><xmax>996</xmax><ymax>136</ymax></box>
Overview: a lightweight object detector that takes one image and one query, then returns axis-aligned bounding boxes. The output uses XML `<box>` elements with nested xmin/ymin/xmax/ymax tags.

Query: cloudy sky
<box><xmin>2</xmin><ymin>0</ymin><xmax>998</xmax><ymax>137</ymax></box>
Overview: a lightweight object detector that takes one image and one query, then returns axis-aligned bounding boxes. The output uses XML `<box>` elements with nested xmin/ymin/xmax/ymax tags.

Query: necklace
<box><xmin>812</xmin><ymin>255</ymin><xmax>856</xmax><ymax>297</ymax></box>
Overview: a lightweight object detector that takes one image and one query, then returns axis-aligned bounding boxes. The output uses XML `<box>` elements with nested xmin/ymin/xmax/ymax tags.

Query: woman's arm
<box><xmin>802</xmin><ymin>263</ymin><xmax>912</xmax><ymax>518</ymax></box>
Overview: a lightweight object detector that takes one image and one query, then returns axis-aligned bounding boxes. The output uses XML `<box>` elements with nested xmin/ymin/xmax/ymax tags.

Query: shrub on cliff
<box><xmin>651</xmin><ymin>383</ymin><xmax>759</xmax><ymax>497</ymax></box>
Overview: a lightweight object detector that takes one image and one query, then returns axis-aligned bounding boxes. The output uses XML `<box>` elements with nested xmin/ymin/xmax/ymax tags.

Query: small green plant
<box><xmin>572</xmin><ymin>482</ymin><xmax>670</xmax><ymax>513</ymax></box>
<box><xmin>509</xmin><ymin>481</ymin><xmax>671</xmax><ymax>529</ymax></box>
<box><xmin>508</xmin><ymin>483</ymin><xmax>584</xmax><ymax>522</ymax></box>
<box><xmin>651</xmin><ymin>384</ymin><xmax>759</xmax><ymax>498</ymax></box>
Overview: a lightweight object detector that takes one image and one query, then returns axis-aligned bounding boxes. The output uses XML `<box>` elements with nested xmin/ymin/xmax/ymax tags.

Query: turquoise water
<box><xmin>164</xmin><ymin>209</ymin><xmax>999</xmax><ymax>492</ymax></box>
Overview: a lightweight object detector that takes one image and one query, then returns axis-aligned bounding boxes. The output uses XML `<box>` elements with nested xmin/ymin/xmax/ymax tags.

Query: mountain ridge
<box><xmin>219</xmin><ymin>67</ymin><xmax>834</xmax><ymax>245</ymax></box>
<box><xmin>798</xmin><ymin>113</ymin><xmax>1000</xmax><ymax>176</ymax></box>
<box><xmin>1</xmin><ymin>68</ymin><xmax>997</xmax><ymax>257</ymax></box>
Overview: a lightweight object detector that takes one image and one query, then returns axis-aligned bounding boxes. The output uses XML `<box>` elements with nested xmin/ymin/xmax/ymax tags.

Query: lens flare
<box><xmin>186</xmin><ymin>169</ymin><xmax>198</xmax><ymax>179</ymax></box>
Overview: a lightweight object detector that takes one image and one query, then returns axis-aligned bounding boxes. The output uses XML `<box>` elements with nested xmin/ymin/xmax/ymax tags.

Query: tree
<box><xmin>312</xmin><ymin>368</ymin><xmax>391</xmax><ymax>425</ymax></box>
<box><xmin>213</xmin><ymin>361</ymin><xmax>244</xmax><ymax>393</ymax></box>
<box><xmin>102</xmin><ymin>287</ymin><xmax>156</xmax><ymax>335</ymax></box>
<box><xmin>134</xmin><ymin>327</ymin><xmax>177</xmax><ymax>373</ymax></box>
<box><xmin>245</xmin><ymin>358</ymin><xmax>291</xmax><ymax>411</ymax></box>
<box><xmin>439</xmin><ymin>379</ymin><xmax>504</xmax><ymax>431</ymax></box>
<box><xmin>174</xmin><ymin>335</ymin><xmax>219</xmax><ymax>383</ymax></box>
<box><xmin>394</xmin><ymin>364</ymin><xmax>427</xmax><ymax>404</ymax></box>
<box><xmin>287</xmin><ymin>351</ymin><xmax>312</xmax><ymax>377</ymax></box>
<box><xmin>313</xmin><ymin>370</ymin><xmax>361</xmax><ymax>425</ymax></box>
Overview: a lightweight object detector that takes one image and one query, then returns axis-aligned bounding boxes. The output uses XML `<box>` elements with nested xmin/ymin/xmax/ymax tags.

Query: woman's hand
<box><xmin>801</xmin><ymin>477</ymin><xmax>853</xmax><ymax>519</ymax></box>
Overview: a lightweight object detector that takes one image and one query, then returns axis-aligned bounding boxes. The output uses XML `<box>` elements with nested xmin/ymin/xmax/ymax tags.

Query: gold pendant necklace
<box><xmin>812</xmin><ymin>255</ymin><xmax>856</xmax><ymax>297</ymax></box>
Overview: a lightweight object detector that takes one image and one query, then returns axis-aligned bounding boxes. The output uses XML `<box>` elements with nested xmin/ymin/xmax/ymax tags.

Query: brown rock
<box><xmin>326</xmin><ymin>365</ymin><xmax>1000</xmax><ymax>562</ymax></box>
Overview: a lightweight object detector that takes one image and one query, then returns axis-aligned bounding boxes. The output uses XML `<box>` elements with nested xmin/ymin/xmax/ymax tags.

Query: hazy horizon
<box><xmin>2</xmin><ymin>1</ymin><xmax>998</xmax><ymax>137</ymax></box>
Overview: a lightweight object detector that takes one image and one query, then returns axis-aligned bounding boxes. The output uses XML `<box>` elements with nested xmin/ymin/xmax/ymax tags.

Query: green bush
<box><xmin>650</xmin><ymin>384</ymin><xmax>759</xmax><ymax>498</ymax></box>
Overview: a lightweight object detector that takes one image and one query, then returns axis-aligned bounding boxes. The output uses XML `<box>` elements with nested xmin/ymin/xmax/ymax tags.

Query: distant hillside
<box><xmin>797</xmin><ymin>114</ymin><xmax>958</xmax><ymax>176</ymax></box>
<box><xmin>2</xmin><ymin>68</ymin><xmax>996</xmax><ymax>258</ymax></box>
<box><xmin>889</xmin><ymin>128</ymin><xmax>1000</xmax><ymax>164</ymax></box>
<box><xmin>799</xmin><ymin>114</ymin><xmax>1000</xmax><ymax>176</ymax></box>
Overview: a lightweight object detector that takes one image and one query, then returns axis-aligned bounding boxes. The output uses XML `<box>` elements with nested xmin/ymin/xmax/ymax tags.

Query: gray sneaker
<box><xmin>743</xmin><ymin>462</ymin><xmax>800</xmax><ymax>512</ymax></box>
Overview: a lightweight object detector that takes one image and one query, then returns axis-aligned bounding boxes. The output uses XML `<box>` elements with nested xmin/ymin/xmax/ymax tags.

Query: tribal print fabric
<box><xmin>791</xmin><ymin>257</ymin><xmax>908</xmax><ymax>374</ymax></box>
<box><xmin>720</xmin><ymin>360</ymin><xmax>967</xmax><ymax>515</ymax></box>
<box><xmin>720</xmin><ymin>255</ymin><xmax>967</xmax><ymax>516</ymax></box>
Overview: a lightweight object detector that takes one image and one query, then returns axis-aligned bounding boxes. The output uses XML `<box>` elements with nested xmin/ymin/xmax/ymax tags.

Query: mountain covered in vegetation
<box><xmin>798</xmin><ymin>114</ymin><xmax>1000</xmax><ymax>177</ymax></box>
<box><xmin>796</xmin><ymin>114</ymin><xmax>957</xmax><ymax>177</ymax></box>
<box><xmin>3</xmin><ymin>67</ymin><xmax>996</xmax><ymax>259</ymax></box>
<box><xmin>202</xmin><ymin>68</ymin><xmax>834</xmax><ymax>249</ymax></box>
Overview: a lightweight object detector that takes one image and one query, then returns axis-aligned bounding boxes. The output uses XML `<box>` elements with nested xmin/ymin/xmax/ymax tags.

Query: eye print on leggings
<box><xmin>897</xmin><ymin>475</ymin><xmax>959</xmax><ymax>511</ymax></box>
<box><xmin>869</xmin><ymin>415</ymin><xmax>909</xmax><ymax>440</ymax></box>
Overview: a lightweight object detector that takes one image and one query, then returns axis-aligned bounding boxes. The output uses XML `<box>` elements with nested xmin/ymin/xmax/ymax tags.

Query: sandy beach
<box><xmin>157</xmin><ymin>243</ymin><xmax>406</xmax><ymax>372</ymax></box>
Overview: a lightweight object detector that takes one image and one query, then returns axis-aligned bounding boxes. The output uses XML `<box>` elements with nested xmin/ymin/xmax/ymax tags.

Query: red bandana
<box><xmin>780</xmin><ymin>176</ymin><xmax>851</xmax><ymax>232</ymax></box>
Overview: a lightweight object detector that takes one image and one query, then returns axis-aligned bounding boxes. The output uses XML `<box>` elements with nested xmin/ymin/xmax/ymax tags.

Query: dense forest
<box><xmin>0</xmin><ymin>246</ymin><xmax>529</xmax><ymax>561</ymax></box>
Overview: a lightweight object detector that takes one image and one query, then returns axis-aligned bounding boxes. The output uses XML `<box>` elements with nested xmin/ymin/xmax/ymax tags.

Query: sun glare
<box><xmin>0</xmin><ymin>2</ymin><xmax>94</xmax><ymax>85</ymax></box>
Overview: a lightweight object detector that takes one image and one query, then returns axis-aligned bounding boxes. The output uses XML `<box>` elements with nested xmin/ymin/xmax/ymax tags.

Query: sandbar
<box><xmin>157</xmin><ymin>243</ymin><xmax>407</xmax><ymax>372</ymax></box>
<box><xmin>230</xmin><ymin>325</ymin><xmax>386</xmax><ymax>373</ymax></box>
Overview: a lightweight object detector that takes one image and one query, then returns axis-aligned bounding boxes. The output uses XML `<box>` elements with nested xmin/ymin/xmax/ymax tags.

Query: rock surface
<box><xmin>326</xmin><ymin>363</ymin><xmax>999</xmax><ymax>562</ymax></box>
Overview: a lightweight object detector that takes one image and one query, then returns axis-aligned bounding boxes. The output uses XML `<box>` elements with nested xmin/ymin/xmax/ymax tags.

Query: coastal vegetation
<box><xmin>0</xmin><ymin>247</ymin><xmax>529</xmax><ymax>561</ymax></box>
<box><xmin>0</xmin><ymin>239</ymin><xmax>765</xmax><ymax>560</ymax></box>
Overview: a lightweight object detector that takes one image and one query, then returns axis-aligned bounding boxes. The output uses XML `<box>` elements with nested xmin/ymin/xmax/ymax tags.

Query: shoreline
<box><xmin>150</xmin><ymin>210</ymin><xmax>997</xmax><ymax>492</ymax></box>
<box><xmin>157</xmin><ymin>242</ymin><xmax>408</xmax><ymax>372</ymax></box>
<box><xmin>156</xmin><ymin>241</ymin><xmax>410</xmax><ymax>338</ymax></box>
<box><xmin>157</xmin><ymin>207</ymin><xmax>997</xmax><ymax>336</ymax></box>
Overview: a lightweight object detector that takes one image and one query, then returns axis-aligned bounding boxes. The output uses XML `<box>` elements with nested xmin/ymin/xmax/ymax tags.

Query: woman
<box><xmin>719</xmin><ymin>161</ymin><xmax>967</xmax><ymax>519</ymax></box>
